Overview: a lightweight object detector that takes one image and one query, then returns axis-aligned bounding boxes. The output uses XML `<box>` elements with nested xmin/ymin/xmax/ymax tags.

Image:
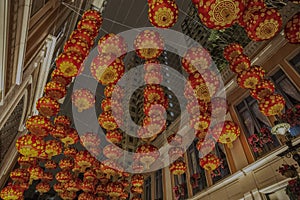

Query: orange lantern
<box><xmin>131</xmin><ymin>174</ymin><xmax>144</xmax><ymax>187</ymax></box>
<box><xmin>182</xmin><ymin>46</ymin><xmax>212</xmax><ymax>73</ymax></box>
<box><xmin>63</xmin><ymin>146</ymin><xmax>78</xmax><ymax>158</ymax></box>
<box><xmin>188</xmin><ymin>70</ymin><xmax>220</xmax><ymax>102</ymax></box>
<box><xmin>134</xmin><ymin>30</ymin><xmax>164</xmax><ymax>60</ymax></box>
<box><xmin>54</xmin><ymin>115</ymin><xmax>71</xmax><ymax>128</ymax></box>
<box><xmin>77</xmin><ymin>19</ymin><xmax>99</xmax><ymax>38</ymax></box>
<box><xmin>284</xmin><ymin>12</ymin><xmax>300</xmax><ymax>44</ymax></box>
<box><xmin>213</xmin><ymin>121</ymin><xmax>241</xmax><ymax>148</ymax></box>
<box><xmin>209</xmin><ymin>97</ymin><xmax>228</xmax><ymax>118</ymax></box>
<box><xmin>44</xmin><ymin>81</ymin><xmax>67</xmax><ymax>100</ymax></box>
<box><xmin>17</xmin><ymin>156</ymin><xmax>36</xmax><ymax>168</ymax></box>
<box><xmin>56</xmin><ymin>51</ymin><xmax>84</xmax><ymax>78</ymax></box>
<box><xmin>106</xmin><ymin>129</ymin><xmax>123</xmax><ymax>144</ymax></box>
<box><xmin>246</xmin><ymin>8</ymin><xmax>282</xmax><ymax>41</ymax></box>
<box><xmin>63</xmin><ymin>37</ymin><xmax>90</xmax><ymax>57</ymax></box>
<box><xmin>36</xmin><ymin>182</ymin><xmax>51</xmax><ymax>194</ymax></box>
<box><xmin>170</xmin><ymin>159</ymin><xmax>186</xmax><ymax>175</ymax></box>
<box><xmin>197</xmin><ymin>0</ymin><xmax>246</xmax><ymax>30</ymax></box>
<box><xmin>25</xmin><ymin>115</ymin><xmax>53</xmax><ymax>137</ymax></box>
<box><xmin>239</xmin><ymin>0</ymin><xmax>266</xmax><ymax>27</ymax></box>
<box><xmin>104</xmin><ymin>84</ymin><xmax>124</xmax><ymax>99</ymax></box>
<box><xmin>135</xmin><ymin>143</ymin><xmax>160</xmax><ymax>169</ymax></box>
<box><xmin>199</xmin><ymin>153</ymin><xmax>220</xmax><ymax>171</ymax></box>
<box><xmin>167</xmin><ymin>133</ymin><xmax>183</xmax><ymax>146</ymax></box>
<box><xmin>91</xmin><ymin>53</ymin><xmax>125</xmax><ymax>85</ymax></box>
<box><xmin>50</xmin><ymin>125</ymin><xmax>68</xmax><ymax>139</ymax></box>
<box><xmin>28</xmin><ymin>166</ymin><xmax>43</xmax><ymax>183</ymax></box>
<box><xmin>36</xmin><ymin>96</ymin><xmax>60</xmax><ymax>117</ymax></box>
<box><xmin>59</xmin><ymin>157</ymin><xmax>74</xmax><ymax>170</ymax></box>
<box><xmin>75</xmin><ymin>150</ymin><xmax>95</xmax><ymax>172</ymax></box>
<box><xmin>16</xmin><ymin>134</ymin><xmax>45</xmax><ymax>157</ymax></box>
<box><xmin>223</xmin><ymin>43</ymin><xmax>243</xmax><ymax>62</ymax></box>
<box><xmin>0</xmin><ymin>185</ymin><xmax>24</xmax><ymax>200</ymax></box>
<box><xmin>190</xmin><ymin>113</ymin><xmax>211</xmax><ymax>131</ymax></box>
<box><xmin>229</xmin><ymin>54</ymin><xmax>251</xmax><ymax>74</ymax></box>
<box><xmin>71</xmin><ymin>88</ymin><xmax>95</xmax><ymax>112</ymax></box>
<box><xmin>61</xmin><ymin>128</ymin><xmax>79</xmax><ymax>147</ymax></box>
<box><xmin>258</xmin><ymin>94</ymin><xmax>286</xmax><ymax>116</ymax></box>
<box><xmin>98</xmin><ymin>33</ymin><xmax>127</xmax><ymax>58</ymax></box>
<box><xmin>82</xmin><ymin>9</ymin><xmax>103</xmax><ymax>27</ymax></box>
<box><xmin>131</xmin><ymin>186</ymin><xmax>143</xmax><ymax>194</ymax></box>
<box><xmin>98</xmin><ymin>111</ymin><xmax>122</xmax><ymax>131</ymax></box>
<box><xmin>148</xmin><ymin>0</ymin><xmax>178</xmax><ymax>28</ymax></box>
<box><xmin>56</xmin><ymin>170</ymin><xmax>73</xmax><ymax>183</ymax></box>
<box><xmin>81</xmin><ymin>180</ymin><xmax>96</xmax><ymax>193</ymax></box>
<box><xmin>53</xmin><ymin>182</ymin><xmax>65</xmax><ymax>193</ymax></box>
<box><xmin>65</xmin><ymin>179</ymin><xmax>81</xmax><ymax>192</ymax></box>
<box><xmin>144</xmin><ymin>70</ymin><xmax>163</xmax><ymax>84</ymax></box>
<box><xmin>250</xmin><ymin>79</ymin><xmax>275</xmax><ymax>100</ymax></box>
<box><xmin>51</xmin><ymin>68</ymin><xmax>72</xmax><ymax>86</ymax></box>
<box><xmin>45</xmin><ymin>139</ymin><xmax>63</xmax><ymax>159</ymax></box>
<box><xmin>80</xmin><ymin>132</ymin><xmax>101</xmax><ymax>148</ymax></box>
<box><xmin>103</xmin><ymin>144</ymin><xmax>124</xmax><ymax>159</ymax></box>
<box><xmin>107</xmin><ymin>182</ymin><xmax>124</xmax><ymax>198</ymax></box>
<box><xmin>10</xmin><ymin>169</ymin><xmax>30</xmax><ymax>183</ymax></box>
<box><xmin>237</xmin><ymin>65</ymin><xmax>265</xmax><ymax>89</ymax></box>
<box><xmin>70</xmin><ymin>29</ymin><xmax>94</xmax><ymax>47</ymax></box>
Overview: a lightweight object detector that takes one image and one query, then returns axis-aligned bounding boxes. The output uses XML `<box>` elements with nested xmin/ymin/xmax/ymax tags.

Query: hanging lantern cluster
<box><xmin>224</xmin><ymin>43</ymin><xmax>285</xmax><ymax>117</ymax></box>
<box><xmin>284</xmin><ymin>12</ymin><xmax>300</xmax><ymax>44</ymax></box>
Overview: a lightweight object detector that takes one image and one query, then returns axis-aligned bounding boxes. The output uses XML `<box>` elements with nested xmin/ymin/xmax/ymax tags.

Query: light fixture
<box><xmin>271</xmin><ymin>122</ymin><xmax>290</xmax><ymax>135</ymax></box>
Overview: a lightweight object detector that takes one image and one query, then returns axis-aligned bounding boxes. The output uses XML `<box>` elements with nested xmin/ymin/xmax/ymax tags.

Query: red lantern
<box><xmin>45</xmin><ymin>160</ymin><xmax>57</xmax><ymax>169</ymax></box>
<box><xmin>84</xmin><ymin>169</ymin><xmax>97</xmax><ymax>182</ymax></box>
<box><xmin>103</xmin><ymin>144</ymin><xmax>124</xmax><ymax>159</ymax></box>
<box><xmin>223</xmin><ymin>43</ymin><xmax>243</xmax><ymax>62</ymax></box>
<box><xmin>65</xmin><ymin>179</ymin><xmax>81</xmax><ymax>192</ymax></box>
<box><xmin>213</xmin><ymin>121</ymin><xmax>241</xmax><ymax>148</ymax></box>
<box><xmin>36</xmin><ymin>182</ymin><xmax>51</xmax><ymax>194</ymax></box>
<box><xmin>82</xmin><ymin>9</ymin><xmax>103</xmax><ymax>27</ymax></box>
<box><xmin>53</xmin><ymin>182</ymin><xmax>65</xmax><ymax>193</ymax></box>
<box><xmin>284</xmin><ymin>12</ymin><xmax>300</xmax><ymax>44</ymax></box>
<box><xmin>134</xmin><ymin>30</ymin><xmax>164</xmax><ymax>60</ymax></box>
<box><xmin>107</xmin><ymin>182</ymin><xmax>124</xmax><ymax>198</ymax></box>
<box><xmin>28</xmin><ymin>166</ymin><xmax>43</xmax><ymax>183</ymax></box>
<box><xmin>135</xmin><ymin>143</ymin><xmax>160</xmax><ymax>169</ymax></box>
<box><xmin>71</xmin><ymin>88</ymin><xmax>95</xmax><ymax>112</ymax></box>
<box><xmin>50</xmin><ymin>125</ymin><xmax>67</xmax><ymax>139</ymax></box>
<box><xmin>75</xmin><ymin>150</ymin><xmax>96</xmax><ymax>172</ymax></box>
<box><xmin>237</xmin><ymin>65</ymin><xmax>265</xmax><ymax>89</ymax></box>
<box><xmin>80</xmin><ymin>132</ymin><xmax>101</xmax><ymax>148</ymax></box>
<box><xmin>190</xmin><ymin>113</ymin><xmax>211</xmax><ymax>131</ymax></box>
<box><xmin>41</xmin><ymin>172</ymin><xmax>53</xmax><ymax>182</ymax></box>
<box><xmin>78</xmin><ymin>192</ymin><xmax>95</xmax><ymax>200</ymax></box>
<box><xmin>131</xmin><ymin>174</ymin><xmax>144</xmax><ymax>187</ymax></box>
<box><xmin>106</xmin><ymin>130</ymin><xmax>123</xmax><ymax>144</ymax></box>
<box><xmin>63</xmin><ymin>37</ymin><xmax>90</xmax><ymax>57</ymax></box>
<box><xmin>44</xmin><ymin>81</ymin><xmax>67</xmax><ymax>100</ymax></box>
<box><xmin>196</xmin><ymin>137</ymin><xmax>216</xmax><ymax>156</ymax></box>
<box><xmin>56</xmin><ymin>51</ymin><xmax>84</xmax><ymax>77</ymax></box>
<box><xmin>63</xmin><ymin>147</ymin><xmax>78</xmax><ymax>158</ymax></box>
<box><xmin>144</xmin><ymin>70</ymin><xmax>163</xmax><ymax>84</ymax></box>
<box><xmin>170</xmin><ymin>159</ymin><xmax>186</xmax><ymax>175</ymax></box>
<box><xmin>96</xmin><ymin>184</ymin><xmax>107</xmax><ymax>196</ymax></box>
<box><xmin>199</xmin><ymin>153</ymin><xmax>220</xmax><ymax>171</ymax></box>
<box><xmin>60</xmin><ymin>191</ymin><xmax>77</xmax><ymax>200</ymax></box>
<box><xmin>132</xmin><ymin>161</ymin><xmax>144</xmax><ymax>173</ymax></box>
<box><xmin>167</xmin><ymin>133</ymin><xmax>183</xmax><ymax>146</ymax></box>
<box><xmin>0</xmin><ymin>185</ymin><xmax>24</xmax><ymax>200</ymax></box>
<box><xmin>10</xmin><ymin>169</ymin><xmax>30</xmax><ymax>183</ymax></box>
<box><xmin>59</xmin><ymin>157</ymin><xmax>74</xmax><ymax>170</ymax></box>
<box><xmin>186</xmin><ymin>98</ymin><xmax>208</xmax><ymax>117</ymax></box>
<box><xmin>246</xmin><ymin>8</ymin><xmax>282</xmax><ymax>41</ymax></box>
<box><xmin>197</xmin><ymin>0</ymin><xmax>246</xmax><ymax>30</ymax></box>
<box><xmin>54</xmin><ymin>115</ymin><xmax>71</xmax><ymax>128</ymax></box>
<box><xmin>101</xmin><ymin>160</ymin><xmax>122</xmax><ymax>177</ymax></box>
<box><xmin>81</xmin><ymin>180</ymin><xmax>96</xmax><ymax>193</ymax></box>
<box><xmin>229</xmin><ymin>54</ymin><xmax>251</xmax><ymax>74</ymax></box>
<box><xmin>98</xmin><ymin>111</ymin><xmax>122</xmax><ymax>131</ymax></box>
<box><xmin>56</xmin><ymin>170</ymin><xmax>73</xmax><ymax>183</ymax></box>
<box><xmin>61</xmin><ymin>128</ymin><xmax>79</xmax><ymax>147</ymax></box>
<box><xmin>250</xmin><ymin>79</ymin><xmax>275</xmax><ymax>100</ymax></box>
<box><xmin>131</xmin><ymin>186</ymin><xmax>143</xmax><ymax>194</ymax></box>
<box><xmin>101</xmin><ymin>98</ymin><xmax>122</xmax><ymax>113</ymax></box>
<box><xmin>98</xmin><ymin>33</ymin><xmax>127</xmax><ymax>58</ymax></box>
<box><xmin>148</xmin><ymin>0</ymin><xmax>178</xmax><ymax>28</ymax></box>
<box><xmin>70</xmin><ymin>29</ymin><xmax>94</xmax><ymax>47</ymax></box>
<box><xmin>210</xmin><ymin>97</ymin><xmax>228</xmax><ymax>119</ymax></box>
<box><xmin>168</xmin><ymin>147</ymin><xmax>184</xmax><ymax>161</ymax></box>
<box><xmin>239</xmin><ymin>0</ymin><xmax>266</xmax><ymax>27</ymax></box>
<box><xmin>182</xmin><ymin>46</ymin><xmax>212</xmax><ymax>73</ymax></box>
<box><xmin>77</xmin><ymin>19</ymin><xmax>99</xmax><ymax>38</ymax></box>
<box><xmin>90</xmin><ymin>53</ymin><xmax>125</xmax><ymax>85</ymax></box>
<box><xmin>17</xmin><ymin>156</ymin><xmax>36</xmax><ymax>168</ymax></box>
<box><xmin>144</xmin><ymin>84</ymin><xmax>167</xmax><ymax>104</ymax></box>
<box><xmin>144</xmin><ymin>59</ymin><xmax>161</xmax><ymax>72</ymax></box>
<box><xmin>259</xmin><ymin>94</ymin><xmax>286</xmax><ymax>116</ymax></box>
<box><xmin>51</xmin><ymin>68</ymin><xmax>72</xmax><ymax>86</ymax></box>
<box><xmin>45</xmin><ymin>139</ymin><xmax>63</xmax><ymax>159</ymax></box>
<box><xmin>16</xmin><ymin>134</ymin><xmax>45</xmax><ymax>157</ymax></box>
<box><xmin>104</xmin><ymin>84</ymin><xmax>124</xmax><ymax>99</ymax></box>
<box><xmin>137</xmin><ymin>127</ymin><xmax>158</xmax><ymax>143</ymax></box>
<box><xmin>26</xmin><ymin>115</ymin><xmax>53</xmax><ymax>137</ymax></box>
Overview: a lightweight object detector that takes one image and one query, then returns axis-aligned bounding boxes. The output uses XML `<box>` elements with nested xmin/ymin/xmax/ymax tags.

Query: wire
<box><xmin>61</xmin><ymin>1</ymin><xmax>83</xmax><ymax>16</ymax></box>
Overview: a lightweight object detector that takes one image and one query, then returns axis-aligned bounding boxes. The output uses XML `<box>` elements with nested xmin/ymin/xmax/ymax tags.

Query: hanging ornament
<box><xmin>28</xmin><ymin>166</ymin><xmax>43</xmax><ymax>183</ymax></box>
<box><xmin>103</xmin><ymin>144</ymin><xmax>124</xmax><ymax>159</ymax></box>
<box><xmin>101</xmin><ymin>98</ymin><xmax>122</xmax><ymax>112</ymax></box>
<box><xmin>131</xmin><ymin>186</ymin><xmax>144</xmax><ymax>194</ymax></box>
<box><xmin>98</xmin><ymin>33</ymin><xmax>128</xmax><ymax>58</ymax></box>
<box><xmin>182</xmin><ymin>46</ymin><xmax>212</xmax><ymax>73</ymax></box>
<box><xmin>237</xmin><ymin>65</ymin><xmax>265</xmax><ymax>89</ymax></box>
<box><xmin>170</xmin><ymin>159</ymin><xmax>186</xmax><ymax>175</ymax></box>
<box><xmin>0</xmin><ymin>185</ymin><xmax>24</xmax><ymax>200</ymax></box>
<box><xmin>104</xmin><ymin>84</ymin><xmax>124</xmax><ymax>99</ymax></box>
<box><xmin>59</xmin><ymin>157</ymin><xmax>74</xmax><ymax>171</ymax></box>
<box><xmin>107</xmin><ymin>182</ymin><xmax>124</xmax><ymax>198</ymax></box>
<box><xmin>36</xmin><ymin>182</ymin><xmax>51</xmax><ymax>194</ymax></box>
<box><xmin>132</xmin><ymin>161</ymin><xmax>145</xmax><ymax>173</ymax></box>
<box><xmin>63</xmin><ymin>37</ymin><xmax>90</xmax><ymax>57</ymax></box>
<box><xmin>75</xmin><ymin>150</ymin><xmax>96</xmax><ymax>172</ymax></box>
<box><xmin>148</xmin><ymin>0</ymin><xmax>178</xmax><ymax>28</ymax></box>
<box><xmin>134</xmin><ymin>30</ymin><xmax>164</xmax><ymax>60</ymax></box>
<box><xmin>144</xmin><ymin>70</ymin><xmax>163</xmax><ymax>84</ymax></box>
<box><xmin>70</xmin><ymin>29</ymin><xmax>95</xmax><ymax>48</ymax></box>
<box><xmin>144</xmin><ymin>84</ymin><xmax>167</xmax><ymax>104</ymax></box>
<box><xmin>80</xmin><ymin>132</ymin><xmax>101</xmax><ymax>149</ymax></box>
<box><xmin>223</xmin><ymin>43</ymin><xmax>244</xmax><ymax>62</ymax></box>
<box><xmin>167</xmin><ymin>133</ymin><xmax>183</xmax><ymax>146</ymax></box>
<box><xmin>82</xmin><ymin>9</ymin><xmax>103</xmax><ymax>26</ymax></box>
<box><xmin>53</xmin><ymin>182</ymin><xmax>65</xmax><ymax>193</ymax></box>
<box><xmin>16</xmin><ymin>134</ymin><xmax>45</xmax><ymax>157</ymax></box>
<box><xmin>101</xmin><ymin>160</ymin><xmax>123</xmax><ymax>177</ymax></box>
<box><xmin>83</xmin><ymin>169</ymin><xmax>97</xmax><ymax>182</ymax></box>
<box><xmin>137</xmin><ymin>127</ymin><xmax>158</xmax><ymax>143</ymax></box>
<box><xmin>77</xmin><ymin>19</ymin><xmax>100</xmax><ymax>38</ymax></box>
<box><xmin>54</xmin><ymin>115</ymin><xmax>71</xmax><ymax>128</ymax></box>
<box><xmin>45</xmin><ymin>160</ymin><xmax>57</xmax><ymax>169</ymax></box>
<box><xmin>56</xmin><ymin>51</ymin><xmax>84</xmax><ymax>78</ymax></box>
<box><xmin>98</xmin><ymin>111</ymin><xmax>122</xmax><ymax>131</ymax></box>
<box><xmin>44</xmin><ymin>81</ymin><xmax>67</xmax><ymax>100</ymax></box>
<box><xmin>209</xmin><ymin>97</ymin><xmax>228</xmax><ymax>118</ymax></box>
<box><xmin>144</xmin><ymin>59</ymin><xmax>161</xmax><ymax>72</ymax></box>
<box><xmin>61</xmin><ymin>128</ymin><xmax>79</xmax><ymax>147</ymax></box>
<box><xmin>168</xmin><ymin>147</ymin><xmax>184</xmax><ymax>161</ymax></box>
<box><xmin>259</xmin><ymin>94</ymin><xmax>286</xmax><ymax>116</ymax></box>
<box><xmin>25</xmin><ymin>115</ymin><xmax>53</xmax><ymax>137</ymax></box>
<box><xmin>65</xmin><ymin>179</ymin><xmax>81</xmax><ymax>192</ymax></box>
<box><xmin>246</xmin><ymin>8</ymin><xmax>282</xmax><ymax>41</ymax></box>
<box><xmin>143</xmin><ymin>115</ymin><xmax>166</xmax><ymax>135</ymax></box>
<box><xmin>71</xmin><ymin>88</ymin><xmax>95</xmax><ymax>112</ymax></box>
<box><xmin>239</xmin><ymin>0</ymin><xmax>266</xmax><ymax>27</ymax></box>
<box><xmin>81</xmin><ymin>180</ymin><xmax>96</xmax><ymax>193</ymax></box>
<box><xmin>199</xmin><ymin>153</ymin><xmax>221</xmax><ymax>171</ymax></box>
<box><xmin>190</xmin><ymin>113</ymin><xmax>211</xmax><ymax>131</ymax></box>
<box><xmin>213</xmin><ymin>121</ymin><xmax>241</xmax><ymax>148</ymax></box>
<box><xmin>284</xmin><ymin>12</ymin><xmax>300</xmax><ymax>44</ymax></box>
<box><xmin>96</xmin><ymin>184</ymin><xmax>107</xmax><ymax>196</ymax></box>
<box><xmin>135</xmin><ymin>143</ymin><xmax>160</xmax><ymax>169</ymax></box>
<box><xmin>17</xmin><ymin>156</ymin><xmax>37</xmax><ymax>168</ymax></box>
<box><xmin>197</xmin><ymin>0</ymin><xmax>246</xmax><ymax>30</ymax></box>
<box><xmin>45</xmin><ymin>139</ymin><xmax>63</xmax><ymax>159</ymax></box>
<box><xmin>60</xmin><ymin>191</ymin><xmax>77</xmax><ymax>200</ymax></box>
<box><xmin>196</xmin><ymin>137</ymin><xmax>216</xmax><ymax>156</ymax></box>
<box><xmin>36</xmin><ymin>96</ymin><xmax>60</xmax><ymax>117</ymax></box>
<box><xmin>51</xmin><ymin>68</ymin><xmax>72</xmax><ymax>86</ymax></box>
<box><xmin>131</xmin><ymin>174</ymin><xmax>144</xmax><ymax>187</ymax></box>
<box><xmin>63</xmin><ymin>146</ymin><xmax>78</xmax><ymax>158</ymax></box>
<box><xmin>250</xmin><ymin>79</ymin><xmax>275</xmax><ymax>100</ymax></box>
<box><xmin>90</xmin><ymin>53</ymin><xmax>125</xmax><ymax>85</ymax></box>
<box><xmin>41</xmin><ymin>172</ymin><xmax>53</xmax><ymax>183</ymax></box>
<box><xmin>10</xmin><ymin>169</ymin><xmax>30</xmax><ymax>183</ymax></box>
<box><xmin>55</xmin><ymin>170</ymin><xmax>73</xmax><ymax>183</ymax></box>
<box><xmin>186</xmin><ymin>98</ymin><xmax>208</xmax><ymax>116</ymax></box>
<box><xmin>106</xmin><ymin>129</ymin><xmax>123</xmax><ymax>144</ymax></box>
<box><xmin>229</xmin><ymin>54</ymin><xmax>251</xmax><ymax>74</ymax></box>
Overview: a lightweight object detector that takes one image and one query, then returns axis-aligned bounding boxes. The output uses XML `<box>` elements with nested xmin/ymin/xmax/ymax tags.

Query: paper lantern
<box><xmin>61</xmin><ymin>128</ymin><xmax>79</xmax><ymax>147</ymax></box>
<box><xmin>64</xmin><ymin>37</ymin><xmax>90</xmax><ymax>57</ymax></box>
<box><xmin>41</xmin><ymin>172</ymin><xmax>53</xmax><ymax>182</ymax></box>
<box><xmin>59</xmin><ymin>157</ymin><xmax>74</xmax><ymax>170</ymax></box>
<box><xmin>120</xmin><ymin>179</ymin><xmax>129</xmax><ymax>187</ymax></box>
<box><xmin>96</xmin><ymin>184</ymin><xmax>107</xmax><ymax>196</ymax></box>
<box><xmin>144</xmin><ymin>70</ymin><xmax>163</xmax><ymax>84</ymax></box>
<box><xmin>107</xmin><ymin>182</ymin><xmax>124</xmax><ymax>198</ymax></box>
<box><xmin>144</xmin><ymin>84</ymin><xmax>167</xmax><ymax>104</ymax></box>
<box><xmin>44</xmin><ymin>81</ymin><xmax>67</xmax><ymax>100</ymax></box>
<box><xmin>65</xmin><ymin>179</ymin><xmax>81</xmax><ymax>192</ymax></box>
<box><xmin>246</xmin><ymin>8</ymin><xmax>282</xmax><ymax>41</ymax></box>
<box><xmin>250</xmin><ymin>79</ymin><xmax>275</xmax><ymax>100</ymax></box>
<box><xmin>237</xmin><ymin>65</ymin><xmax>265</xmax><ymax>89</ymax></box>
<box><xmin>10</xmin><ymin>169</ymin><xmax>30</xmax><ymax>183</ymax></box>
<box><xmin>51</xmin><ymin>68</ymin><xmax>72</xmax><ymax>86</ymax></box>
<box><xmin>81</xmin><ymin>180</ymin><xmax>96</xmax><ymax>193</ymax></box>
<box><xmin>131</xmin><ymin>197</ymin><xmax>142</xmax><ymax>200</ymax></box>
<box><xmin>70</xmin><ymin>29</ymin><xmax>94</xmax><ymax>48</ymax></box>
<box><xmin>223</xmin><ymin>43</ymin><xmax>243</xmax><ymax>62</ymax></box>
<box><xmin>168</xmin><ymin>147</ymin><xmax>184</xmax><ymax>162</ymax></box>
<box><xmin>167</xmin><ymin>133</ymin><xmax>183</xmax><ymax>146</ymax></box>
<box><xmin>84</xmin><ymin>169</ymin><xmax>97</xmax><ymax>182</ymax></box>
<box><xmin>104</xmin><ymin>84</ymin><xmax>124</xmax><ymax>99</ymax></box>
<box><xmin>101</xmin><ymin>160</ymin><xmax>122</xmax><ymax>177</ymax></box>
<box><xmin>56</xmin><ymin>51</ymin><xmax>84</xmax><ymax>78</ymax></box>
<box><xmin>26</xmin><ymin>115</ymin><xmax>53</xmax><ymax>137</ymax></box>
<box><xmin>50</xmin><ymin>125</ymin><xmax>67</xmax><ymax>139</ymax></box>
<box><xmin>82</xmin><ymin>9</ymin><xmax>103</xmax><ymax>27</ymax></box>
<box><xmin>103</xmin><ymin>144</ymin><xmax>124</xmax><ymax>159</ymax></box>
<box><xmin>98</xmin><ymin>33</ymin><xmax>127</xmax><ymax>58</ymax></box>
<box><xmin>60</xmin><ymin>191</ymin><xmax>77</xmax><ymax>200</ymax></box>
<box><xmin>170</xmin><ymin>159</ymin><xmax>186</xmax><ymax>175</ymax></box>
<box><xmin>196</xmin><ymin>137</ymin><xmax>216</xmax><ymax>156</ymax></box>
<box><xmin>144</xmin><ymin>59</ymin><xmax>161</xmax><ymax>72</ymax></box>
<box><xmin>16</xmin><ymin>134</ymin><xmax>45</xmax><ymax>157</ymax></box>
<box><xmin>190</xmin><ymin>113</ymin><xmax>211</xmax><ymax>131</ymax></box>
<box><xmin>101</xmin><ymin>98</ymin><xmax>122</xmax><ymax>113</ymax></box>
<box><xmin>71</xmin><ymin>88</ymin><xmax>95</xmax><ymax>112</ymax></box>
<box><xmin>28</xmin><ymin>166</ymin><xmax>43</xmax><ymax>183</ymax></box>
<box><xmin>45</xmin><ymin>139</ymin><xmax>62</xmax><ymax>159</ymax></box>
<box><xmin>137</xmin><ymin>127</ymin><xmax>158</xmax><ymax>143</ymax></box>
<box><xmin>131</xmin><ymin>186</ymin><xmax>143</xmax><ymax>194</ymax></box>
<box><xmin>199</xmin><ymin>153</ymin><xmax>220</xmax><ymax>171</ymax></box>
<box><xmin>98</xmin><ymin>111</ymin><xmax>122</xmax><ymax>131</ymax></box>
<box><xmin>63</xmin><ymin>146</ymin><xmax>78</xmax><ymax>158</ymax></box>
<box><xmin>90</xmin><ymin>53</ymin><xmax>125</xmax><ymax>85</ymax></box>
<box><xmin>284</xmin><ymin>12</ymin><xmax>300</xmax><ymax>44</ymax></box>
<box><xmin>120</xmin><ymin>192</ymin><xmax>129</xmax><ymax>200</ymax></box>
<box><xmin>17</xmin><ymin>156</ymin><xmax>36</xmax><ymax>168</ymax></box>
<box><xmin>131</xmin><ymin>174</ymin><xmax>144</xmax><ymax>187</ymax></box>
<box><xmin>229</xmin><ymin>54</ymin><xmax>251</xmax><ymax>74</ymax></box>
<box><xmin>259</xmin><ymin>94</ymin><xmax>286</xmax><ymax>116</ymax></box>
<box><xmin>106</xmin><ymin>129</ymin><xmax>123</xmax><ymax>144</ymax></box>
<box><xmin>143</xmin><ymin>115</ymin><xmax>166</xmax><ymax>135</ymax></box>
<box><xmin>197</xmin><ymin>0</ymin><xmax>246</xmax><ymax>30</ymax></box>
<box><xmin>213</xmin><ymin>121</ymin><xmax>241</xmax><ymax>148</ymax></box>
<box><xmin>0</xmin><ymin>185</ymin><xmax>23</xmax><ymax>200</ymax></box>
<box><xmin>210</xmin><ymin>97</ymin><xmax>228</xmax><ymax>118</ymax></box>
<box><xmin>78</xmin><ymin>192</ymin><xmax>95</xmax><ymax>200</ymax></box>
<box><xmin>148</xmin><ymin>0</ymin><xmax>178</xmax><ymax>28</ymax></box>
<box><xmin>36</xmin><ymin>182</ymin><xmax>50</xmax><ymax>194</ymax></box>
<box><xmin>143</xmin><ymin>103</ymin><xmax>167</xmax><ymax>118</ymax></box>
<box><xmin>132</xmin><ymin>161</ymin><xmax>145</xmax><ymax>173</ymax></box>
<box><xmin>134</xmin><ymin>30</ymin><xmax>164</xmax><ymax>60</ymax></box>
<box><xmin>54</xmin><ymin>115</ymin><xmax>71</xmax><ymax>128</ymax></box>
<box><xmin>44</xmin><ymin>160</ymin><xmax>57</xmax><ymax>169</ymax></box>
<box><xmin>186</xmin><ymin>99</ymin><xmax>208</xmax><ymax>117</ymax></box>
<box><xmin>89</xmin><ymin>146</ymin><xmax>102</xmax><ymax>157</ymax></box>
<box><xmin>75</xmin><ymin>150</ymin><xmax>95</xmax><ymax>172</ymax></box>
<box><xmin>80</xmin><ymin>132</ymin><xmax>101</xmax><ymax>148</ymax></box>
<box><xmin>135</xmin><ymin>143</ymin><xmax>160</xmax><ymax>169</ymax></box>
<box><xmin>181</xmin><ymin>46</ymin><xmax>212</xmax><ymax>73</ymax></box>
<box><xmin>53</xmin><ymin>182</ymin><xmax>65</xmax><ymax>193</ymax></box>
<box><xmin>239</xmin><ymin>0</ymin><xmax>266</xmax><ymax>27</ymax></box>
<box><xmin>56</xmin><ymin>170</ymin><xmax>73</xmax><ymax>183</ymax></box>
<box><xmin>195</xmin><ymin>128</ymin><xmax>208</xmax><ymax>140</ymax></box>
<box><xmin>77</xmin><ymin>19</ymin><xmax>99</xmax><ymax>38</ymax></box>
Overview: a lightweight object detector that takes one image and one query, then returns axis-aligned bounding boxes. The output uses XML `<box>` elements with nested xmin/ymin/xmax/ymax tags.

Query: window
<box><xmin>287</xmin><ymin>50</ymin><xmax>300</xmax><ymax>75</ymax></box>
<box><xmin>211</xmin><ymin>144</ymin><xmax>231</xmax><ymax>183</ymax></box>
<box><xmin>174</xmin><ymin>173</ymin><xmax>188</xmax><ymax>200</ymax></box>
<box><xmin>145</xmin><ymin>176</ymin><xmax>152</xmax><ymax>200</ymax></box>
<box><xmin>187</xmin><ymin>140</ymin><xmax>207</xmax><ymax>195</ymax></box>
<box><xmin>30</xmin><ymin>0</ymin><xmax>49</xmax><ymax>17</ymax></box>
<box><xmin>155</xmin><ymin>169</ymin><xmax>163</xmax><ymax>200</ymax></box>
